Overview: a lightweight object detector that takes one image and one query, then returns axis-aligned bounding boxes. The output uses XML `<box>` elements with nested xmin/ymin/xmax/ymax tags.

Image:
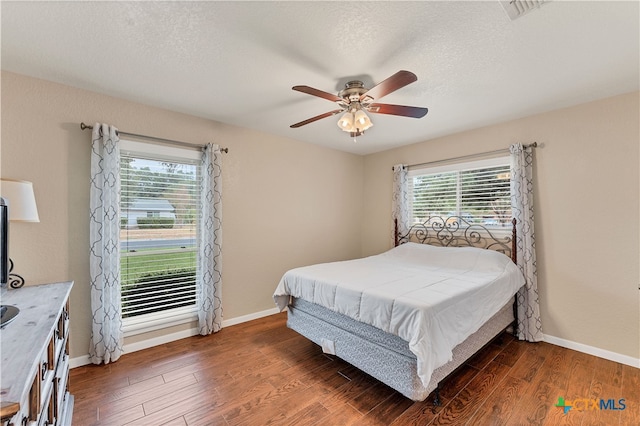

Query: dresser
<box><xmin>0</xmin><ymin>281</ymin><xmax>73</xmax><ymax>426</ymax></box>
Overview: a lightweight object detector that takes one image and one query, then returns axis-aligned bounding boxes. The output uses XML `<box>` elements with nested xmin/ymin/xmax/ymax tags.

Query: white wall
<box><xmin>1</xmin><ymin>71</ymin><xmax>364</xmax><ymax>358</ymax></box>
<box><xmin>361</xmin><ymin>92</ymin><xmax>640</xmax><ymax>363</ymax></box>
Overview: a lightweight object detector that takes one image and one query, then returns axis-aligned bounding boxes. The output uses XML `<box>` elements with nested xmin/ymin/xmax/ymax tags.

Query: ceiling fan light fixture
<box><xmin>337</xmin><ymin>111</ymin><xmax>354</xmax><ymax>131</ymax></box>
<box><xmin>354</xmin><ymin>109</ymin><xmax>373</xmax><ymax>131</ymax></box>
<box><xmin>337</xmin><ymin>105</ymin><xmax>373</xmax><ymax>134</ymax></box>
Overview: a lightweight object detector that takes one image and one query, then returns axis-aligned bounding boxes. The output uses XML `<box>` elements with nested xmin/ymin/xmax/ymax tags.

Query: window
<box><xmin>409</xmin><ymin>156</ymin><xmax>511</xmax><ymax>227</ymax></box>
<box><xmin>119</xmin><ymin>140</ymin><xmax>201</xmax><ymax>334</ymax></box>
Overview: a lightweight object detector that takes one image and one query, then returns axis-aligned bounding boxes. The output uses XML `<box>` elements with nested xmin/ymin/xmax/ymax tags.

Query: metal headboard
<box><xmin>394</xmin><ymin>215</ymin><xmax>517</xmax><ymax>264</ymax></box>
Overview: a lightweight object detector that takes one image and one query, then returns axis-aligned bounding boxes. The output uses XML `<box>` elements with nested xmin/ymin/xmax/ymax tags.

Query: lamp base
<box><xmin>8</xmin><ymin>259</ymin><xmax>25</xmax><ymax>289</ymax></box>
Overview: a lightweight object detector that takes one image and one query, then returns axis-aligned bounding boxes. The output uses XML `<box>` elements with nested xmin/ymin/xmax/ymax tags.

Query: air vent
<box><xmin>500</xmin><ymin>0</ymin><xmax>548</xmax><ymax>20</ymax></box>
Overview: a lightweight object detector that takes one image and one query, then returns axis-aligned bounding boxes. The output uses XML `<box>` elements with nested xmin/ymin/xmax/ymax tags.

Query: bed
<box><xmin>273</xmin><ymin>215</ymin><xmax>525</xmax><ymax>402</ymax></box>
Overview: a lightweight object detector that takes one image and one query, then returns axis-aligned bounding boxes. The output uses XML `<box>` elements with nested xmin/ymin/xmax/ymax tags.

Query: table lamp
<box><xmin>0</xmin><ymin>179</ymin><xmax>40</xmax><ymax>288</ymax></box>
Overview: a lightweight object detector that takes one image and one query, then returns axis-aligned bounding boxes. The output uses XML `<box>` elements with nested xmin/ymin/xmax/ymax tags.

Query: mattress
<box><xmin>274</xmin><ymin>242</ymin><xmax>524</xmax><ymax>387</ymax></box>
<box><xmin>287</xmin><ymin>297</ymin><xmax>515</xmax><ymax>400</ymax></box>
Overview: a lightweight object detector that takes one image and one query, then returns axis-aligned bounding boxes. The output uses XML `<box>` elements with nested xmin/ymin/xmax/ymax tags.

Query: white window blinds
<box><xmin>120</xmin><ymin>150</ymin><xmax>200</xmax><ymax>319</ymax></box>
<box><xmin>409</xmin><ymin>157</ymin><xmax>511</xmax><ymax>227</ymax></box>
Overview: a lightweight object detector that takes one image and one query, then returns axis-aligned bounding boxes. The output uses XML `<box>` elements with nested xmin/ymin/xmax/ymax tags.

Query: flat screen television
<box><xmin>0</xmin><ymin>197</ymin><xmax>8</xmax><ymax>286</ymax></box>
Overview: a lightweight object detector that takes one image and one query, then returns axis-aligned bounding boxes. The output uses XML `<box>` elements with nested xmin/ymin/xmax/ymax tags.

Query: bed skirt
<box><xmin>287</xmin><ymin>297</ymin><xmax>514</xmax><ymax>401</ymax></box>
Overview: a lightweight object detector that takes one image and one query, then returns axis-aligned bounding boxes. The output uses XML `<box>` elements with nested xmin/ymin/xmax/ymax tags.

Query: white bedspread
<box><xmin>273</xmin><ymin>242</ymin><xmax>524</xmax><ymax>387</ymax></box>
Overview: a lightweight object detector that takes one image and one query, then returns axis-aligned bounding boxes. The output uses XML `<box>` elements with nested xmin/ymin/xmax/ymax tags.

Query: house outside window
<box><xmin>408</xmin><ymin>156</ymin><xmax>511</xmax><ymax>228</ymax></box>
<box><xmin>119</xmin><ymin>140</ymin><xmax>201</xmax><ymax>335</ymax></box>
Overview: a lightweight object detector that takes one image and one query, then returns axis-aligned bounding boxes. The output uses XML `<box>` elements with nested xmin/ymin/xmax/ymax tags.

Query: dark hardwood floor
<box><xmin>71</xmin><ymin>313</ymin><xmax>639</xmax><ymax>425</ymax></box>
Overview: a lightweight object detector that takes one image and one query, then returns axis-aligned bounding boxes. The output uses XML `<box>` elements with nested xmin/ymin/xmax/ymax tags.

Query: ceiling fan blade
<box><xmin>292</xmin><ymin>85</ymin><xmax>343</xmax><ymax>103</ymax></box>
<box><xmin>290</xmin><ymin>109</ymin><xmax>344</xmax><ymax>128</ymax></box>
<box><xmin>367</xmin><ymin>103</ymin><xmax>428</xmax><ymax>118</ymax></box>
<box><xmin>360</xmin><ymin>70</ymin><xmax>418</xmax><ymax>102</ymax></box>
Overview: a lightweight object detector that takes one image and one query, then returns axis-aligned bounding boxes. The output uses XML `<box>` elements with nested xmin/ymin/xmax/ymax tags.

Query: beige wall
<box><xmin>362</xmin><ymin>92</ymin><xmax>640</xmax><ymax>360</ymax></box>
<box><xmin>1</xmin><ymin>71</ymin><xmax>364</xmax><ymax>358</ymax></box>
<box><xmin>2</xmin><ymin>70</ymin><xmax>638</xmax><ymax>364</ymax></box>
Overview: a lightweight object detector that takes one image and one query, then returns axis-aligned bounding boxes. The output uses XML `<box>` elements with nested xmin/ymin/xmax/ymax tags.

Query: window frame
<box><xmin>119</xmin><ymin>139</ymin><xmax>201</xmax><ymax>337</ymax></box>
<box><xmin>407</xmin><ymin>155</ymin><xmax>512</xmax><ymax>231</ymax></box>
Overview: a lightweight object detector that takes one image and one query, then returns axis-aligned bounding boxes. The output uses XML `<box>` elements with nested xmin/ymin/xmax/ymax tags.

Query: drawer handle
<box><xmin>41</xmin><ymin>361</ymin><xmax>48</xmax><ymax>377</ymax></box>
<box><xmin>22</xmin><ymin>416</ymin><xmax>28</xmax><ymax>426</ymax></box>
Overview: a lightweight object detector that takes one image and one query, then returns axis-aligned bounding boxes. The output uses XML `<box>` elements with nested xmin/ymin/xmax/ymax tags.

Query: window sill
<box><xmin>123</xmin><ymin>307</ymin><xmax>198</xmax><ymax>337</ymax></box>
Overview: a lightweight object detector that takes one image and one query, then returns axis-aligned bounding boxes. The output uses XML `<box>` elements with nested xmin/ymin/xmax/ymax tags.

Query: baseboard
<box><xmin>70</xmin><ymin>307</ymin><xmax>282</xmax><ymax>369</ymax></box>
<box><xmin>70</xmin><ymin>355</ymin><xmax>91</xmax><ymax>369</ymax></box>
<box><xmin>124</xmin><ymin>327</ymin><xmax>201</xmax><ymax>354</ymax></box>
<box><xmin>543</xmin><ymin>334</ymin><xmax>640</xmax><ymax>368</ymax></box>
<box><xmin>221</xmin><ymin>307</ymin><xmax>281</xmax><ymax>327</ymax></box>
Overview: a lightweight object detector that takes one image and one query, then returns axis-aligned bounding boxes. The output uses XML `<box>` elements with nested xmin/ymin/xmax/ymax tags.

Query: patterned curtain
<box><xmin>392</xmin><ymin>164</ymin><xmax>410</xmax><ymax>243</ymax></box>
<box><xmin>89</xmin><ymin>123</ymin><xmax>124</xmax><ymax>364</ymax></box>
<box><xmin>510</xmin><ymin>143</ymin><xmax>543</xmax><ymax>342</ymax></box>
<box><xmin>198</xmin><ymin>143</ymin><xmax>223</xmax><ymax>335</ymax></box>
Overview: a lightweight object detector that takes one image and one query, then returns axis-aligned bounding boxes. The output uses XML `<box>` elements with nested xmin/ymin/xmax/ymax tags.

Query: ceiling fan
<box><xmin>290</xmin><ymin>70</ymin><xmax>428</xmax><ymax>138</ymax></box>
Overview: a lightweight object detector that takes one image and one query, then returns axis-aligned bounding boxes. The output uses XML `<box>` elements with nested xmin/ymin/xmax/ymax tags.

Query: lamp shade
<box><xmin>353</xmin><ymin>110</ymin><xmax>373</xmax><ymax>131</ymax></box>
<box><xmin>0</xmin><ymin>179</ymin><xmax>40</xmax><ymax>222</ymax></box>
<box><xmin>337</xmin><ymin>111</ymin><xmax>354</xmax><ymax>131</ymax></box>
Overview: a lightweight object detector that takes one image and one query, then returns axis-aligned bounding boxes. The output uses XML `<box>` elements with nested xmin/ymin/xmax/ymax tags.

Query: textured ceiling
<box><xmin>1</xmin><ymin>1</ymin><xmax>638</xmax><ymax>155</ymax></box>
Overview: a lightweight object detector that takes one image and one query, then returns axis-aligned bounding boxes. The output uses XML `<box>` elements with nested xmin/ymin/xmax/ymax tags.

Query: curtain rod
<box><xmin>396</xmin><ymin>142</ymin><xmax>537</xmax><ymax>170</ymax></box>
<box><xmin>80</xmin><ymin>123</ymin><xmax>228</xmax><ymax>153</ymax></box>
